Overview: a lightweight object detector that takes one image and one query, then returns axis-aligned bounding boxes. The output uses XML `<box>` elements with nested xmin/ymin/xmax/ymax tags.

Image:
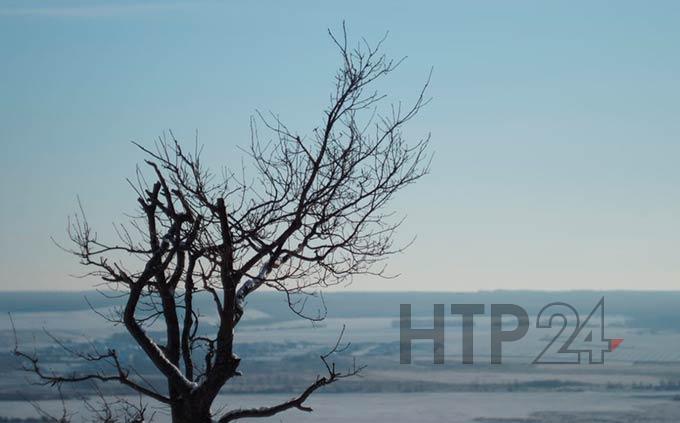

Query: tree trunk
<box><xmin>171</xmin><ymin>399</ymin><xmax>212</xmax><ymax>423</ymax></box>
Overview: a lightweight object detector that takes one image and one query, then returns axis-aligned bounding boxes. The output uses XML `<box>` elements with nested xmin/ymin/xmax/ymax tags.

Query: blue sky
<box><xmin>2</xmin><ymin>0</ymin><xmax>680</xmax><ymax>291</ymax></box>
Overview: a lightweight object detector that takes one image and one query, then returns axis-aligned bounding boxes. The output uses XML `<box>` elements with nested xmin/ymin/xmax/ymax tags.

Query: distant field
<box><xmin>1</xmin><ymin>290</ymin><xmax>679</xmax><ymax>421</ymax></box>
<box><xmin>1</xmin><ymin>392</ymin><xmax>680</xmax><ymax>423</ymax></box>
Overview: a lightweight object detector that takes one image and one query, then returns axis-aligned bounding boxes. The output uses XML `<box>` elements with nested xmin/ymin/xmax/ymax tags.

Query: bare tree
<box><xmin>14</xmin><ymin>25</ymin><xmax>430</xmax><ymax>423</ymax></box>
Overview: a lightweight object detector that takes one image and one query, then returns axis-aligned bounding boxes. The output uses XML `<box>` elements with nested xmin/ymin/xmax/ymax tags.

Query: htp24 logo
<box><xmin>400</xmin><ymin>297</ymin><xmax>624</xmax><ymax>364</ymax></box>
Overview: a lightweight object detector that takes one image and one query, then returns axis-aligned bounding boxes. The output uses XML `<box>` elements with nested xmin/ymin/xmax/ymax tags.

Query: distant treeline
<box><xmin>1</xmin><ymin>290</ymin><xmax>679</xmax><ymax>331</ymax></box>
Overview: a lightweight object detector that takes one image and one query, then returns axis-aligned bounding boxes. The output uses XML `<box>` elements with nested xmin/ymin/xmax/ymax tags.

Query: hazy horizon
<box><xmin>3</xmin><ymin>287</ymin><xmax>680</xmax><ymax>293</ymax></box>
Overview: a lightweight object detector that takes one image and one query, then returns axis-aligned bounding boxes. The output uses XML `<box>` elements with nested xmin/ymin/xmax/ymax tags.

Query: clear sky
<box><xmin>2</xmin><ymin>0</ymin><xmax>680</xmax><ymax>291</ymax></box>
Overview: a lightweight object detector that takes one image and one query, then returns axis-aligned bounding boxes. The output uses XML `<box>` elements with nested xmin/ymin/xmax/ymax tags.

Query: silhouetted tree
<box><xmin>14</xmin><ymin>24</ymin><xmax>430</xmax><ymax>423</ymax></box>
